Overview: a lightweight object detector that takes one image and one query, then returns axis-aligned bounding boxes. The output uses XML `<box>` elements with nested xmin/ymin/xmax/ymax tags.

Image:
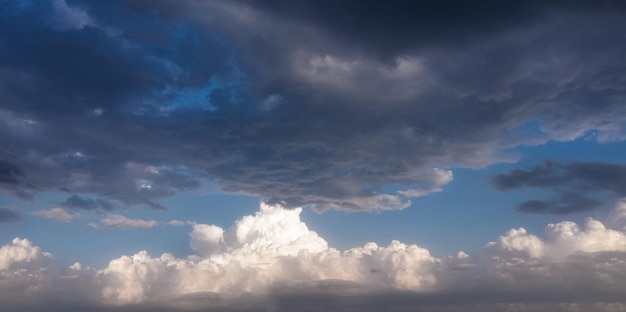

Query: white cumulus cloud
<box><xmin>483</xmin><ymin>215</ymin><xmax>626</xmax><ymax>261</ymax></box>
<box><xmin>0</xmin><ymin>238</ymin><xmax>56</xmax><ymax>271</ymax></box>
<box><xmin>0</xmin><ymin>238</ymin><xmax>97</xmax><ymax>302</ymax></box>
<box><xmin>3</xmin><ymin>200</ymin><xmax>626</xmax><ymax>310</ymax></box>
<box><xmin>98</xmin><ymin>202</ymin><xmax>437</xmax><ymax>304</ymax></box>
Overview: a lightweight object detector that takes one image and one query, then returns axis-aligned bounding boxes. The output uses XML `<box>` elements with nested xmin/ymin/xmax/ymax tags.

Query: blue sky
<box><xmin>2</xmin><ymin>1</ymin><xmax>626</xmax><ymax>311</ymax></box>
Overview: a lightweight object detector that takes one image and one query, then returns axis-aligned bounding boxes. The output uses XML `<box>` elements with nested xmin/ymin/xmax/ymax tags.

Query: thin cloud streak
<box><xmin>89</xmin><ymin>215</ymin><xmax>158</xmax><ymax>229</ymax></box>
<box><xmin>31</xmin><ymin>208</ymin><xmax>75</xmax><ymax>223</ymax></box>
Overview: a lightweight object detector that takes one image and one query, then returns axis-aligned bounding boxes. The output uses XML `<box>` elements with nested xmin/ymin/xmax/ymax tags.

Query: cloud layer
<box><xmin>0</xmin><ymin>0</ymin><xmax>625</xmax><ymax>211</ymax></box>
<box><xmin>2</xmin><ymin>201</ymin><xmax>626</xmax><ymax>311</ymax></box>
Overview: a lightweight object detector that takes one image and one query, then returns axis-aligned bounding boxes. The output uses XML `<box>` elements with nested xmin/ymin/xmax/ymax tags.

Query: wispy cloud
<box><xmin>31</xmin><ymin>208</ymin><xmax>75</xmax><ymax>223</ymax></box>
<box><xmin>89</xmin><ymin>215</ymin><xmax>157</xmax><ymax>229</ymax></box>
<box><xmin>166</xmin><ymin>220</ymin><xmax>185</xmax><ymax>226</ymax></box>
<box><xmin>0</xmin><ymin>207</ymin><xmax>20</xmax><ymax>223</ymax></box>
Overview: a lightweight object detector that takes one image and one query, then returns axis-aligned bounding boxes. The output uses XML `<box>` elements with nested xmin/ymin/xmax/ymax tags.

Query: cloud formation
<box><xmin>100</xmin><ymin>203</ymin><xmax>437</xmax><ymax>305</ymax></box>
<box><xmin>3</xmin><ymin>201</ymin><xmax>626</xmax><ymax>311</ymax></box>
<box><xmin>31</xmin><ymin>208</ymin><xmax>75</xmax><ymax>223</ymax></box>
<box><xmin>0</xmin><ymin>0</ymin><xmax>625</xmax><ymax>211</ymax></box>
<box><xmin>492</xmin><ymin>160</ymin><xmax>626</xmax><ymax>214</ymax></box>
<box><xmin>89</xmin><ymin>215</ymin><xmax>158</xmax><ymax>229</ymax></box>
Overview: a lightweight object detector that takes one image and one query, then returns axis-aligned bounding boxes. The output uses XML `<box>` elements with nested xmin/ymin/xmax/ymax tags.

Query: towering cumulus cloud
<box><xmin>99</xmin><ymin>203</ymin><xmax>437</xmax><ymax>305</ymax></box>
<box><xmin>2</xmin><ymin>201</ymin><xmax>626</xmax><ymax>311</ymax></box>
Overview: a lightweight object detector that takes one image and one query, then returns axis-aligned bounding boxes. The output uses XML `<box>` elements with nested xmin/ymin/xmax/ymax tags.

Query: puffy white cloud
<box><xmin>92</xmin><ymin>198</ymin><xmax>626</xmax><ymax>306</ymax></box>
<box><xmin>31</xmin><ymin>208</ymin><xmax>75</xmax><ymax>223</ymax></box>
<box><xmin>469</xmin><ymin>201</ymin><xmax>626</xmax><ymax>298</ymax></box>
<box><xmin>543</xmin><ymin>218</ymin><xmax>626</xmax><ymax>258</ymax></box>
<box><xmin>189</xmin><ymin>223</ymin><xmax>225</xmax><ymax>256</ymax></box>
<box><xmin>89</xmin><ymin>215</ymin><xmax>158</xmax><ymax>229</ymax></box>
<box><xmin>483</xmin><ymin>227</ymin><xmax>545</xmax><ymax>259</ymax></box>
<box><xmin>484</xmin><ymin>215</ymin><xmax>626</xmax><ymax>261</ymax></box>
<box><xmin>0</xmin><ymin>238</ymin><xmax>100</xmax><ymax>308</ymax></box>
<box><xmin>98</xmin><ymin>202</ymin><xmax>437</xmax><ymax>304</ymax></box>
<box><xmin>0</xmin><ymin>238</ymin><xmax>56</xmax><ymax>271</ymax></box>
<box><xmin>3</xmin><ymin>200</ymin><xmax>626</xmax><ymax>310</ymax></box>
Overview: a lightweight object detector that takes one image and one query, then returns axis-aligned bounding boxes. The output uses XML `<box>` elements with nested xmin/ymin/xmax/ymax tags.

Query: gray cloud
<box><xmin>0</xmin><ymin>207</ymin><xmax>20</xmax><ymax>223</ymax></box>
<box><xmin>516</xmin><ymin>194</ymin><xmax>601</xmax><ymax>215</ymax></box>
<box><xmin>3</xmin><ymin>293</ymin><xmax>625</xmax><ymax>312</ymax></box>
<box><xmin>0</xmin><ymin>160</ymin><xmax>24</xmax><ymax>185</ymax></box>
<box><xmin>0</xmin><ymin>1</ymin><xmax>625</xmax><ymax>211</ymax></box>
<box><xmin>493</xmin><ymin>161</ymin><xmax>626</xmax><ymax>214</ymax></box>
<box><xmin>59</xmin><ymin>194</ymin><xmax>117</xmax><ymax>211</ymax></box>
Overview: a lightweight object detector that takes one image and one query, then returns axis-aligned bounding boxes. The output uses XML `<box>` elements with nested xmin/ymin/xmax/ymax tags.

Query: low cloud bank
<box><xmin>2</xmin><ymin>201</ymin><xmax>626</xmax><ymax>311</ymax></box>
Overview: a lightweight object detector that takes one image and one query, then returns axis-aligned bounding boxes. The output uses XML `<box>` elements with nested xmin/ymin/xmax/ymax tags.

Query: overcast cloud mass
<box><xmin>2</xmin><ymin>0</ymin><xmax>626</xmax><ymax>311</ymax></box>
<box><xmin>1</xmin><ymin>0</ymin><xmax>625</xmax><ymax>211</ymax></box>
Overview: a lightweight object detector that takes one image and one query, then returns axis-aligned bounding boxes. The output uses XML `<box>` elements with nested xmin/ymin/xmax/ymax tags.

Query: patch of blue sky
<box><xmin>512</xmin><ymin>135</ymin><xmax>626</xmax><ymax>165</ymax></box>
<box><xmin>508</xmin><ymin>119</ymin><xmax>549</xmax><ymax>144</ymax></box>
<box><xmin>132</xmin><ymin>24</ymin><xmax>248</xmax><ymax>115</ymax></box>
<box><xmin>227</xmin><ymin>55</ymin><xmax>247</xmax><ymax>79</ymax></box>
<box><xmin>156</xmin><ymin>75</ymin><xmax>247</xmax><ymax>115</ymax></box>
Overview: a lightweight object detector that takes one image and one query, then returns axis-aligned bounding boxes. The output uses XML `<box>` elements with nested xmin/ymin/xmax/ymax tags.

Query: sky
<box><xmin>1</xmin><ymin>0</ymin><xmax>626</xmax><ymax>311</ymax></box>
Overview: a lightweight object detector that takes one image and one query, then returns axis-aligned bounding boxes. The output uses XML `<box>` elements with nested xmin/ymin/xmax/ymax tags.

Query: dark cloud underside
<box><xmin>493</xmin><ymin>161</ymin><xmax>626</xmax><ymax>214</ymax></box>
<box><xmin>0</xmin><ymin>0</ymin><xmax>625</xmax><ymax>211</ymax></box>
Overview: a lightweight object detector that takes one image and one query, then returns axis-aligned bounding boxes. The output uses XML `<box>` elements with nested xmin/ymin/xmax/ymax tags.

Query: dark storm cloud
<box><xmin>493</xmin><ymin>161</ymin><xmax>626</xmax><ymax>214</ymax></box>
<box><xmin>0</xmin><ymin>207</ymin><xmax>20</xmax><ymax>223</ymax></box>
<box><xmin>0</xmin><ymin>160</ymin><xmax>24</xmax><ymax>185</ymax></box>
<box><xmin>516</xmin><ymin>193</ymin><xmax>602</xmax><ymax>215</ymax></box>
<box><xmin>1</xmin><ymin>0</ymin><xmax>626</xmax><ymax>211</ymax></box>
<box><xmin>0</xmin><ymin>0</ymin><xmax>228</xmax><ymax>210</ymax></box>
<box><xmin>238</xmin><ymin>0</ymin><xmax>626</xmax><ymax>60</ymax></box>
